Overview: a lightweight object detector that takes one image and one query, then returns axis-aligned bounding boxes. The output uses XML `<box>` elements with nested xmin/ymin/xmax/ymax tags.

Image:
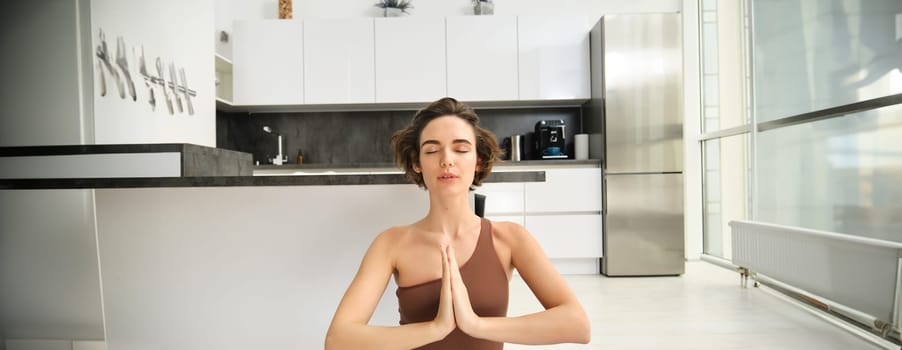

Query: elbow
<box><xmin>324</xmin><ymin>332</ymin><xmax>335</xmax><ymax>350</ymax></box>
<box><xmin>575</xmin><ymin>322</ymin><xmax>591</xmax><ymax>344</ymax></box>
<box><xmin>576</xmin><ymin>324</ymin><xmax>591</xmax><ymax>344</ymax></box>
<box><xmin>324</xmin><ymin>327</ymin><xmax>340</xmax><ymax>350</ymax></box>
<box><xmin>573</xmin><ymin>307</ymin><xmax>591</xmax><ymax>344</ymax></box>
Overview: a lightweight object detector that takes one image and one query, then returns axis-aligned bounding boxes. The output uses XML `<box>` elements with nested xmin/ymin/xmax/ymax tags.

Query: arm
<box><xmin>325</xmin><ymin>232</ymin><xmax>455</xmax><ymax>350</ymax></box>
<box><xmin>450</xmin><ymin>223</ymin><xmax>590</xmax><ymax>345</ymax></box>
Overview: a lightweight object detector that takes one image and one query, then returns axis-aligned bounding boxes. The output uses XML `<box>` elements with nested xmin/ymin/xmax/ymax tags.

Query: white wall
<box><xmin>91</xmin><ymin>0</ymin><xmax>215</xmax><ymax>147</ymax></box>
<box><xmin>0</xmin><ymin>1</ymin><xmax>105</xmax><ymax>347</ymax></box>
<box><xmin>2</xmin><ymin>1</ymin><xmax>219</xmax><ymax>348</ymax></box>
<box><xmin>0</xmin><ymin>0</ymin><xmax>93</xmax><ymax>146</ymax></box>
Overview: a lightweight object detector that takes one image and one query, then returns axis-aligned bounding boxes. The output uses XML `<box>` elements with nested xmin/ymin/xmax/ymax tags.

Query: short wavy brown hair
<box><xmin>391</xmin><ymin>97</ymin><xmax>502</xmax><ymax>190</ymax></box>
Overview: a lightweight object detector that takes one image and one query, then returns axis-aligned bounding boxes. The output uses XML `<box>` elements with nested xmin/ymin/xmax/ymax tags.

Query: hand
<box><xmin>447</xmin><ymin>245</ymin><xmax>482</xmax><ymax>335</ymax></box>
<box><xmin>432</xmin><ymin>245</ymin><xmax>456</xmax><ymax>338</ymax></box>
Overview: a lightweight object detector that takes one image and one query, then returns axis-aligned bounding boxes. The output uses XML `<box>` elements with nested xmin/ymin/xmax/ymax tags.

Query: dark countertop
<box><xmin>0</xmin><ymin>143</ymin><xmax>253</xmax><ymax>176</ymax></box>
<box><xmin>254</xmin><ymin>158</ymin><xmax>601</xmax><ymax>171</ymax></box>
<box><xmin>0</xmin><ymin>144</ymin><xmax>547</xmax><ymax>189</ymax></box>
<box><xmin>0</xmin><ymin>171</ymin><xmax>544</xmax><ymax>189</ymax></box>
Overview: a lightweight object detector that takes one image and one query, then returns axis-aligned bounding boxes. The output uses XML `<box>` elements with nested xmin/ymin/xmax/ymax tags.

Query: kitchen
<box><xmin>4</xmin><ymin>1</ymin><xmax>675</xmax><ymax>347</ymax></box>
<box><xmin>3</xmin><ymin>1</ymin><xmax>892</xmax><ymax>350</ymax></box>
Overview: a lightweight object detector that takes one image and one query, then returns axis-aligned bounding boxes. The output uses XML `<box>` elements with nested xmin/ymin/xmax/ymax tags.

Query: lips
<box><xmin>437</xmin><ymin>172</ymin><xmax>458</xmax><ymax>182</ymax></box>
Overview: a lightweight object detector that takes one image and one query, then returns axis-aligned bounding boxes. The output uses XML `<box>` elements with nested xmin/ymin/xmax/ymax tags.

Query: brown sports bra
<box><xmin>396</xmin><ymin>218</ymin><xmax>510</xmax><ymax>349</ymax></box>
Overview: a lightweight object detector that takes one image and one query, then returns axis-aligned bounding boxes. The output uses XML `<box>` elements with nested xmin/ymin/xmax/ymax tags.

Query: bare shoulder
<box><xmin>370</xmin><ymin>225</ymin><xmax>409</xmax><ymax>250</ymax></box>
<box><xmin>488</xmin><ymin>219</ymin><xmax>531</xmax><ymax>250</ymax></box>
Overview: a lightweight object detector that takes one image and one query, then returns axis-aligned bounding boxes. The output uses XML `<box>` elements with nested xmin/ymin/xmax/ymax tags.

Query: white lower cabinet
<box><xmin>486</xmin><ymin>215</ymin><xmax>524</xmax><ymax>227</ymax></box>
<box><xmin>524</xmin><ymin>214</ymin><xmax>603</xmax><ymax>258</ymax></box>
<box><xmin>479</xmin><ymin>166</ymin><xmax>603</xmax><ymax>274</ymax></box>
<box><xmin>525</xmin><ymin>168</ymin><xmax>602</xmax><ymax>212</ymax></box>
<box><xmin>475</xmin><ymin>182</ymin><xmax>525</xmax><ymax>215</ymax></box>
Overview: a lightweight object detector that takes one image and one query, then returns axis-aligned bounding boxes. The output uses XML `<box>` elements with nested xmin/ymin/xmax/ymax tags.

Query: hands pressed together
<box><xmin>433</xmin><ymin>245</ymin><xmax>482</xmax><ymax>339</ymax></box>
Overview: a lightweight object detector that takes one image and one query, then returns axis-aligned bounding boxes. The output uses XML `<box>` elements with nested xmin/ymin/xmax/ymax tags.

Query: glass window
<box><xmin>756</xmin><ymin>103</ymin><xmax>902</xmax><ymax>242</ymax></box>
<box><xmin>753</xmin><ymin>0</ymin><xmax>902</xmax><ymax>121</ymax></box>
<box><xmin>703</xmin><ymin>134</ymin><xmax>750</xmax><ymax>259</ymax></box>
<box><xmin>701</xmin><ymin>1</ymin><xmax>750</xmax><ymax>133</ymax></box>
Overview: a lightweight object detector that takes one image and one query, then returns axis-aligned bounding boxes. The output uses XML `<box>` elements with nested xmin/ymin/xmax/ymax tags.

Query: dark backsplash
<box><xmin>217</xmin><ymin>107</ymin><xmax>582</xmax><ymax>165</ymax></box>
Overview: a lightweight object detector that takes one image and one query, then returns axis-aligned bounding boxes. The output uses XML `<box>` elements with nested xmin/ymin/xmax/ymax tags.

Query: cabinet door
<box><xmin>374</xmin><ymin>17</ymin><xmax>446</xmax><ymax>103</ymax></box>
<box><xmin>525</xmin><ymin>214</ymin><xmax>603</xmax><ymax>258</ymax></box>
<box><xmin>304</xmin><ymin>19</ymin><xmax>375</xmax><ymax>104</ymax></box>
<box><xmin>518</xmin><ymin>16</ymin><xmax>590</xmax><ymax>100</ymax></box>
<box><xmin>525</xmin><ymin>168</ymin><xmax>601</xmax><ymax>212</ymax></box>
<box><xmin>446</xmin><ymin>16</ymin><xmax>518</xmax><ymax>101</ymax></box>
<box><xmin>233</xmin><ymin>20</ymin><xmax>303</xmax><ymax>105</ymax></box>
<box><xmin>475</xmin><ymin>182</ymin><xmax>525</xmax><ymax>215</ymax></box>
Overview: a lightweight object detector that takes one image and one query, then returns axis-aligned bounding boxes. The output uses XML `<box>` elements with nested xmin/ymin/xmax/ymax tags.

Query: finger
<box><xmin>449</xmin><ymin>245</ymin><xmax>464</xmax><ymax>284</ymax></box>
<box><xmin>441</xmin><ymin>245</ymin><xmax>448</xmax><ymax>276</ymax></box>
<box><xmin>447</xmin><ymin>244</ymin><xmax>458</xmax><ymax>268</ymax></box>
<box><xmin>441</xmin><ymin>246</ymin><xmax>452</xmax><ymax>297</ymax></box>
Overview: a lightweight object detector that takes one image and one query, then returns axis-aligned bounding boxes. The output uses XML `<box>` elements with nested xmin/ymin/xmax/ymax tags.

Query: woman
<box><xmin>325</xmin><ymin>97</ymin><xmax>590</xmax><ymax>349</ymax></box>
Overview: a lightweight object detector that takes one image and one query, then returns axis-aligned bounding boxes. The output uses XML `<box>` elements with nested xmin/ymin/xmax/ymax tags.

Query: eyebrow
<box><xmin>420</xmin><ymin>139</ymin><xmax>473</xmax><ymax>147</ymax></box>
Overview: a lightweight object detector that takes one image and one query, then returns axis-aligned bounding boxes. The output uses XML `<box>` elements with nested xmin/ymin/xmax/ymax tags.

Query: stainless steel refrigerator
<box><xmin>585</xmin><ymin>14</ymin><xmax>685</xmax><ymax>276</ymax></box>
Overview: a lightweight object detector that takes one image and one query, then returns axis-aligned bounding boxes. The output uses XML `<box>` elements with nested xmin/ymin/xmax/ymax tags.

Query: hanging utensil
<box><xmin>179</xmin><ymin>68</ymin><xmax>194</xmax><ymax>115</ymax></box>
<box><xmin>96</xmin><ymin>60</ymin><xmax>106</xmax><ymax>96</ymax></box>
<box><xmin>169</xmin><ymin>62</ymin><xmax>183</xmax><ymax>113</ymax></box>
<box><xmin>138</xmin><ymin>46</ymin><xmax>155</xmax><ymax>110</ymax></box>
<box><xmin>156</xmin><ymin>57</ymin><xmax>173</xmax><ymax>115</ymax></box>
<box><xmin>115</xmin><ymin>36</ymin><xmax>136</xmax><ymax>101</ymax></box>
<box><xmin>97</xmin><ymin>29</ymin><xmax>124</xmax><ymax>98</ymax></box>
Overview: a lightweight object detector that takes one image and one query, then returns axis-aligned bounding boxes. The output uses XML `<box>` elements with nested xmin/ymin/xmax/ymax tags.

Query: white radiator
<box><xmin>730</xmin><ymin>220</ymin><xmax>902</xmax><ymax>332</ymax></box>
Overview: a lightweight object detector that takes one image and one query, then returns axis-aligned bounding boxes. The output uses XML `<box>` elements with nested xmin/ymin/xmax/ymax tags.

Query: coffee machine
<box><xmin>535</xmin><ymin>120</ymin><xmax>567</xmax><ymax>159</ymax></box>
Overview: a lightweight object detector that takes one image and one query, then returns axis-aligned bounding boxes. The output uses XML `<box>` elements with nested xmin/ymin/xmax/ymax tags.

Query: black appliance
<box><xmin>534</xmin><ymin>120</ymin><xmax>567</xmax><ymax>159</ymax></box>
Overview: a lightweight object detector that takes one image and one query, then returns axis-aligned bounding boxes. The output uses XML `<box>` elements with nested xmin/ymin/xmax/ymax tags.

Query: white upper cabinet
<box><xmin>303</xmin><ymin>19</ymin><xmax>375</xmax><ymax>104</ymax></box>
<box><xmin>229</xmin><ymin>16</ymin><xmax>592</xmax><ymax>107</ymax></box>
<box><xmin>446</xmin><ymin>16</ymin><xmax>519</xmax><ymax>101</ymax></box>
<box><xmin>374</xmin><ymin>17</ymin><xmax>446</xmax><ymax>103</ymax></box>
<box><xmin>518</xmin><ymin>16</ymin><xmax>591</xmax><ymax>100</ymax></box>
<box><xmin>232</xmin><ymin>20</ymin><xmax>304</xmax><ymax>105</ymax></box>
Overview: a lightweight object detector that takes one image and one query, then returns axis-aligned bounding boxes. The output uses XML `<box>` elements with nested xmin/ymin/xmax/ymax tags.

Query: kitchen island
<box><xmin>0</xmin><ymin>143</ymin><xmax>546</xmax><ymax>189</ymax></box>
<box><xmin>1</xmin><ymin>144</ymin><xmax>603</xmax><ymax>350</ymax></box>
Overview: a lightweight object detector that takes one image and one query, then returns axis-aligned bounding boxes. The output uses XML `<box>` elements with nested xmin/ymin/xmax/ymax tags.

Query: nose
<box><xmin>440</xmin><ymin>150</ymin><xmax>453</xmax><ymax>168</ymax></box>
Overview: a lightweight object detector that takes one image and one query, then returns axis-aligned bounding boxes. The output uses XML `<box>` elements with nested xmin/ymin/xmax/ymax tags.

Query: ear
<box><xmin>413</xmin><ymin>163</ymin><xmax>421</xmax><ymax>173</ymax></box>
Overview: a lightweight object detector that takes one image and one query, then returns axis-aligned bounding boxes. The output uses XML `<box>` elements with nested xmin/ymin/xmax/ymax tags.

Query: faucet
<box><xmin>262</xmin><ymin>126</ymin><xmax>286</xmax><ymax>165</ymax></box>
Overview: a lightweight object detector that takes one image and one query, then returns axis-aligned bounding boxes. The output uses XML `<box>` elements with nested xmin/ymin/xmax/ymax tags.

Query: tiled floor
<box><xmin>506</xmin><ymin>261</ymin><xmax>897</xmax><ymax>350</ymax></box>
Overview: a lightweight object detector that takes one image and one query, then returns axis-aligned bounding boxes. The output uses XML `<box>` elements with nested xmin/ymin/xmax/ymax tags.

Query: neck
<box><xmin>420</xmin><ymin>190</ymin><xmax>480</xmax><ymax>237</ymax></box>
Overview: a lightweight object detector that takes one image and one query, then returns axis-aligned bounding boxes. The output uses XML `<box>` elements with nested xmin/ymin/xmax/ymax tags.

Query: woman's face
<box><xmin>416</xmin><ymin>115</ymin><xmax>479</xmax><ymax>193</ymax></box>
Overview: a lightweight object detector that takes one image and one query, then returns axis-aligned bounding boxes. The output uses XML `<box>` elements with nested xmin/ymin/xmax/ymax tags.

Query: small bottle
<box><xmin>295</xmin><ymin>149</ymin><xmax>304</xmax><ymax>165</ymax></box>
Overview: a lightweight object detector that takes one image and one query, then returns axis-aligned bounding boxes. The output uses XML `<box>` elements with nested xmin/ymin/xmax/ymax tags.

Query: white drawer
<box><xmin>525</xmin><ymin>168</ymin><xmax>601</xmax><ymax>212</ymax></box>
<box><xmin>524</xmin><ymin>214</ymin><xmax>603</xmax><ymax>258</ymax></box>
<box><xmin>486</xmin><ymin>215</ymin><xmax>524</xmax><ymax>226</ymax></box>
<box><xmin>475</xmin><ymin>182</ymin><xmax>525</xmax><ymax>214</ymax></box>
